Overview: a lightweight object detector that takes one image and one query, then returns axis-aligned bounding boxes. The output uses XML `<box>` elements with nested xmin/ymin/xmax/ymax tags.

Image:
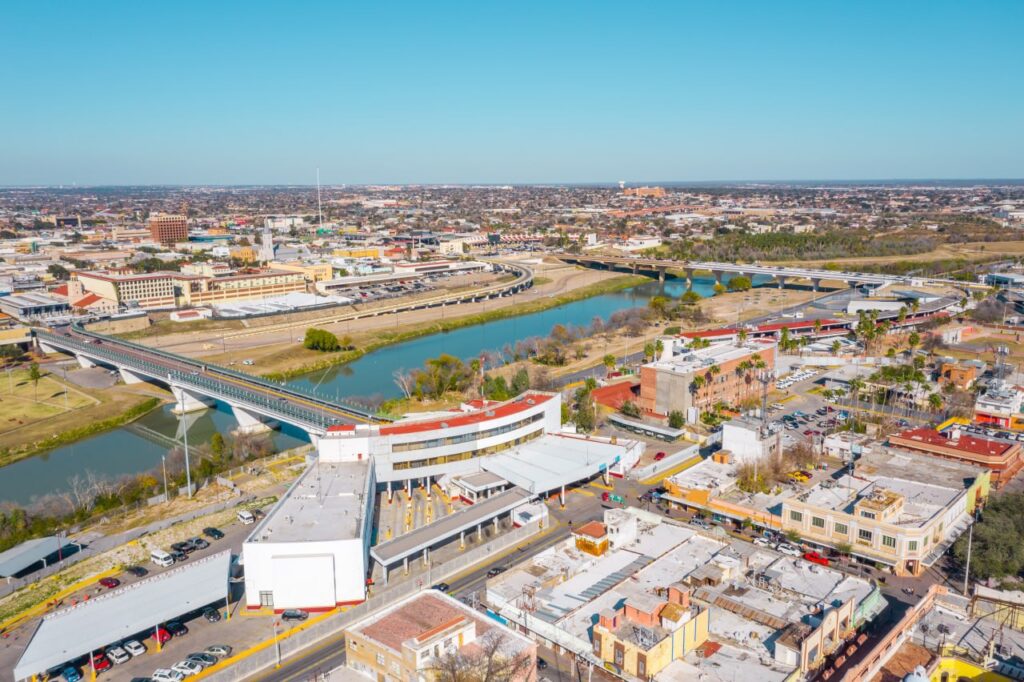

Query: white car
<box><xmin>172</xmin><ymin>660</ymin><xmax>204</xmax><ymax>677</ymax></box>
<box><xmin>107</xmin><ymin>646</ymin><xmax>130</xmax><ymax>665</ymax></box>
<box><xmin>777</xmin><ymin>543</ymin><xmax>802</xmax><ymax>557</ymax></box>
<box><xmin>753</xmin><ymin>537</ymin><xmax>773</xmax><ymax>548</ymax></box>
<box><xmin>172</xmin><ymin>659</ymin><xmax>203</xmax><ymax>675</ymax></box>
<box><xmin>124</xmin><ymin>640</ymin><xmax>146</xmax><ymax>657</ymax></box>
<box><xmin>152</xmin><ymin>670</ymin><xmax>186</xmax><ymax>682</ymax></box>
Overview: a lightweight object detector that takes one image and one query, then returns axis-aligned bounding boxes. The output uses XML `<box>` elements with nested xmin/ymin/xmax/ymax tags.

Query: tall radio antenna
<box><xmin>316</xmin><ymin>168</ymin><xmax>324</xmax><ymax>231</ymax></box>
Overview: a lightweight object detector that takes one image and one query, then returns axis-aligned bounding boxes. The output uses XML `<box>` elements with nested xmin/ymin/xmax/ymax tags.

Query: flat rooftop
<box><xmin>247</xmin><ymin>460</ymin><xmax>370</xmax><ymax>544</ymax></box>
<box><xmin>647</xmin><ymin>340</ymin><xmax>775</xmax><ymax>376</ymax></box>
<box><xmin>482</xmin><ymin>433</ymin><xmax>633</xmax><ymax>494</ymax></box>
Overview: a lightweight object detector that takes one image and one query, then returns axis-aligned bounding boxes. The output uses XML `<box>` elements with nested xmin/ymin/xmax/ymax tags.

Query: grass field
<box><xmin>0</xmin><ymin>368</ymin><xmax>96</xmax><ymax>435</ymax></box>
<box><xmin>767</xmin><ymin>240</ymin><xmax>1024</xmax><ymax>268</ymax></box>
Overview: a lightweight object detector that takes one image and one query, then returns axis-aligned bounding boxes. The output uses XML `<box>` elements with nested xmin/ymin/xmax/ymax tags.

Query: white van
<box><xmin>237</xmin><ymin>510</ymin><xmax>256</xmax><ymax>525</ymax></box>
<box><xmin>151</xmin><ymin>549</ymin><xmax>174</xmax><ymax>568</ymax></box>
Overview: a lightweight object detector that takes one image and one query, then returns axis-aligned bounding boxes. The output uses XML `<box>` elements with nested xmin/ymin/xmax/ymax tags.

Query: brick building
<box><xmin>146</xmin><ymin>214</ymin><xmax>188</xmax><ymax>245</ymax></box>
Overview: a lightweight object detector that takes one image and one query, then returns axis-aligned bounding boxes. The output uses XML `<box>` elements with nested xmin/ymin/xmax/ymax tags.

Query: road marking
<box><xmin>640</xmin><ymin>454</ymin><xmax>703</xmax><ymax>486</ymax></box>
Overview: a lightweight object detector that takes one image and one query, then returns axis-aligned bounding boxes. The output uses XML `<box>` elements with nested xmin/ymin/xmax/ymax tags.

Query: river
<box><xmin>0</xmin><ymin>275</ymin><xmax>756</xmax><ymax>506</ymax></box>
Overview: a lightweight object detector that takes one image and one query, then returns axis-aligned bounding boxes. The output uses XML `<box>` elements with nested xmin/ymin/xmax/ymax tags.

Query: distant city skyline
<box><xmin>1</xmin><ymin>1</ymin><xmax>1022</xmax><ymax>185</ymax></box>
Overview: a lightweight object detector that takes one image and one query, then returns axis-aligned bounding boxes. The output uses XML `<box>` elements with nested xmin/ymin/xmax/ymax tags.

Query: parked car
<box><xmin>124</xmin><ymin>566</ymin><xmax>148</xmax><ymax>578</ymax></box>
<box><xmin>166</xmin><ymin>621</ymin><xmax>189</xmax><ymax>637</ymax></box>
<box><xmin>153</xmin><ymin>627</ymin><xmax>172</xmax><ymax>645</ymax></box>
<box><xmin>171</xmin><ymin>660</ymin><xmax>203</xmax><ymax>677</ymax></box>
<box><xmin>537</xmin><ymin>658</ymin><xmax>548</xmax><ymax>670</ymax></box>
<box><xmin>98</xmin><ymin>577</ymin><xmax>121</xmax><ymax>589</ymax></box>
<box><xmin>61</xmin><ymin>667</ymin><xmax>82</xmax><ymax>682</ymax></box>
<box><xmin>803</xmin><ymin>551</ymin><xmax>830</xmax><ymax>566</ymax></box>
<box><xmin>124</xmin><ymin>640</ymin><xmax>147</xmax><ymax>657</ymax></box>
<box><xmin>151</xmin><ymin>669</ymin><xmax>185</xmax><ymax>682</ymax></box>
<box><xmin>202</xmin><ymin>527</ymin><xmax>224</xmax><ymax>540</ymax></box>
<box><xmin>186</xmin><ymin>653</ymin><xmax>217</xmax><ymax>667</ymax></box>
<box><xmin>170</xmin><ymin>550</ymin><xmax>187</xmax><ymax>563</ymax></box>
<box><xmin>171</xmin><ymin>540</ymin><xmax>196</xmax><ymax>554</ymax></box>
<box><xmin>91</xmin><ymin>654</ymin><xmax>112</xmax><ymax>673</ymax></box>
<box><xmin>205</xmin><ymin>645</ymin><xmax>232</xmax><ymax>657</ymax></box>
<box><xmin>753</xmin><ymin>537</ymin><xmax>773</xmax><ymax>548</ymax></box>
<box><xmin>777</xmin><ymin>543</ymin><xmax>802</xmax><ymax>557</ymax></box>
<box><xmin>236</xmin><ymin>510</ymin><xmax>256</xmax><ymax>525</ymax></box>
<box><xmin>486</xmin><ymin>567</ymin><xmax>507</xmax><ymax>578</ymax></box>
<box><xmin>190</xmin><ymin>537</ymin><xmax>209</xmax><ymax>551</ymax></box>
<box><xmin>653</xmin><ymin>451</ymin><xmax>667</xmax><ymax>461</ymax></box>
<box><xmin>202</xmin><ymin>607</ymin><xmax>221</xmax><ymax>623</ymax></box>
<box><xmin>281</xmin><ymin>609</ymin><xmax>309</xmax><ymax>622</ymax></box>
<box><xmin>107</xmin><ymin>646</ymin><xmax>130</xmax><ymax>664</ymax></box>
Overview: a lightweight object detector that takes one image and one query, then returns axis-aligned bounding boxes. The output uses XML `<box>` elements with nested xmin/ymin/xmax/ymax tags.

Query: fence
<box><xmin>205</xmin><ymin>520</ymin><xmax>543</xmax><ymax>682</ymax></box>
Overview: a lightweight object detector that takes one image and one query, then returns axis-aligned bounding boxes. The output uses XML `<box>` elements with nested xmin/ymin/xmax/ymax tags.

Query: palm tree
<box><xmin>602</xmin><ymin>354</ymin><xmax>616</xmax><ymax>377</ymax></box>
<box><xmin>690</xmin><ymin>375</ymin><xmax>705</xmax><ymax>404</ymax></box>
<box><xmin>29</xmin><ymin>362</ymin><xmax>42</xmax><ymax>402</ymax></box>
<box><xmin>848</xmin><ymin>378</ymin><xmax>865</xmax><ymax>410</ymax></box>
<box><xmin>831</xmin><ymin>339</ymin><xmax>842</xmax><ymax>355</ymax></box>
<box><xmin>737</xmin><ymin>328</ymin><xmax>748</xmax><ymax>344</ymax></box>
<box><xmin>654</xmin><ymin>339</ymin><xmax>664</xmax><ymax>357</ymax></box>
<box><xmin>928</xmin><ymin>392</ymin><xmax>943</xmax><ymax>412</ymax></box>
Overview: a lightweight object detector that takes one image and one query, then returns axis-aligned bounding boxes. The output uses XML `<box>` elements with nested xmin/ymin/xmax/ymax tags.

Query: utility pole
<box><xmin>963</xmin><ymin>515</ymin><xmax>975</xmax><ymax>596</ymax></box>
<box><xmin>183</xmin><ymin>414</ymin><xmax>193</xmax><ymax>499</ymax></box>
<box><xmin>162</xmin><ymin>454</ymin><xmax>169</xmax><ymax>503</ymax></box>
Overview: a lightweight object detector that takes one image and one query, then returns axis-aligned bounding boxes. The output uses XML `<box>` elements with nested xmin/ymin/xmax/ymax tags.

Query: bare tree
<box><xmin>393</xmin><ymin>369</ymin><xmax>415</xmax><ymax>399</ymax></box>
<box><xmin>427</xmin><ymin>631</ymin><xmax>535</xmax><ymax>682</ymax></box>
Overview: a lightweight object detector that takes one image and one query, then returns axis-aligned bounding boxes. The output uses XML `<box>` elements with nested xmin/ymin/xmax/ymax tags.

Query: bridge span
<box><xmin>34</xmin><ymin>324</ymin><xmax>384</xmax><ymax>442</ymax></box>
<box><xmin>558</xmin><ymin>253</ymin><xmax>915</xmax><ymax>290</ymax></box>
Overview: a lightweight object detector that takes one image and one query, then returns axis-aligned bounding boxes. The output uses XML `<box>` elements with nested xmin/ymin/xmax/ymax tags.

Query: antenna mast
<box><xmin>316</xmin><ymin>168</ymin><xmax>324</xmax><ymax>231</ymax></box>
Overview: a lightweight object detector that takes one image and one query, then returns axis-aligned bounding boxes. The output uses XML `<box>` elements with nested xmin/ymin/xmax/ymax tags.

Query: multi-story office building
<box><xmin>146</xmin><ymin>214</ymin><xmax>188</xmax><ymax>245</ymax></box>
<box><xmin>780</xmin><ymin>449</ymin><xmax>990</xmax><ymax>576</ymax></box>
<box><xmin>75</xmin><ymin>268</ymin><xmax>306</xmax><ymax>309</ymax></box>
<box><xmin>638</xmin><ymin>339</ymin><xmax>776</xmax><ymax>421</ymax></box>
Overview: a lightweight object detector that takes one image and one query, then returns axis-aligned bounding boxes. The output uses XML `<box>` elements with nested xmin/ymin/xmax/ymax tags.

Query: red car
<box><xmin>653</xmin><ymin>451</ymin><xmax>667</xmax><ymax>461</ymax></box>
<box><xmin>153</xmin><ymin>627</ymin><xmax>172</xmax><ymax>645</ymax></box>
<box><xmin>803</xmin><ymin>551</ymin><xmax>830</xmax><ymax>567</ymax></box>
<box><xmin>91</xmin><ymin>653</ymin><xmax>112</xmax><ymax>673</ymax></box>
<box><xmin>98</xmin><ymin>577</ymin><xmax>120</xmax><ymax>589</ymax></box>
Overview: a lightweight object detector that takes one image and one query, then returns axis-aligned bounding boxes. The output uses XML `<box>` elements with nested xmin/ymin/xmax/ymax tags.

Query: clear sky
<box><xmin>1</xmin><ymin>1</ymin><xmax>1022</xmax><ymax>185</ymax></box>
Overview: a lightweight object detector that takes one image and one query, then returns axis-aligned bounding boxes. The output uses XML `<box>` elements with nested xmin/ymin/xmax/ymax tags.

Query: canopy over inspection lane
<box><xmin>14</xmin><ymin>551</ymin><xmax>232</xmax><ymax>681</ymax></box>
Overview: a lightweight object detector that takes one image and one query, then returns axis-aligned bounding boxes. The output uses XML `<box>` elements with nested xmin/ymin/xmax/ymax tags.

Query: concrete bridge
<box><xmin>34</xmin><ymin>325</ymin><xmax>384</xmax><ymax>442</ymax></box>
<box><xmin>556</xmin><ymin>254</ymin><xmax>911</xmax><ymax>290</ymax></box>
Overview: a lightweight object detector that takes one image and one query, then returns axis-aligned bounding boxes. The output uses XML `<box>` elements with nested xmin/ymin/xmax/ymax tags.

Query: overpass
<box><xmin>557</xmin><ymin>254</ymin><xmax>911</xmax><ymax>290</ymax></box>
<box><xmin>34</xmin><ymin>324</ymin><xmax>385</xmax><ymax>440</ymax></box>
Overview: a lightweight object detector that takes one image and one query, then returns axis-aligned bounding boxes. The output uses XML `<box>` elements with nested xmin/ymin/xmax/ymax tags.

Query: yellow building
<box><xmin>332</xmin><ymin>246</ymin><xmax>382</xmax><ymax>259</ymax></box>
<box><xmin>271</xmin><ymin>261</ymin><xmax>334</xmax><ymax>282</ymax></box>
<box><xmin>572</xmin><ymin>521</ymin><xmax>609</xmax><ymax>556</ymax></box>
<box><xmin>930</xmin><ymin>657</ymin><xmax>1011</xmax><ymax>681</ymax></box>
<box><xmin>592</xmin><ymin>585</ymin><xmax>709</xmax><ymax>679</ymax></box>
<box><xmin>229</xmin><ymin>245</ymin><xmax>257</xmax><ymax>262</ymax></box>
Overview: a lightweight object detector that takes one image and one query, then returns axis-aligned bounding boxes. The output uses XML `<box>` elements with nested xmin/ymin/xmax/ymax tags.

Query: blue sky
<box><xmin>1</xmin><ymin>1</ymin><xmax>1022</xmax><ymax>185</ymax></box>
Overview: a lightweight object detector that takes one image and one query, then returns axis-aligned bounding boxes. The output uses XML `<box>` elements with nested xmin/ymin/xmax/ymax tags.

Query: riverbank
<box><xmin>204</xmin><ymin>273</ymin><xmax>650</xmax><ymax>381</ymax></box>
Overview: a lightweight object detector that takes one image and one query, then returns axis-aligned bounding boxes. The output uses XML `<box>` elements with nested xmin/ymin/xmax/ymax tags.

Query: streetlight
<box><xmin>161</xmin><ymin>454</ymin><xmax>169</xmax><ymax>503</ymax></box>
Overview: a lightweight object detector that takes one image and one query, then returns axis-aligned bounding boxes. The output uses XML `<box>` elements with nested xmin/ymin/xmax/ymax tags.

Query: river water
<box><xmin>0</xmin><ymin>276</ymin><xmax>757</xmax><ymax>505</ymax></box>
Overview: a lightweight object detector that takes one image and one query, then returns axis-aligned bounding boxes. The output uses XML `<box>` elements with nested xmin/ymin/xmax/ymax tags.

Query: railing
<box><xmin>35</xmin><ymin>329</ymin><xmax>371</xmax><ymax>429</ymax></box>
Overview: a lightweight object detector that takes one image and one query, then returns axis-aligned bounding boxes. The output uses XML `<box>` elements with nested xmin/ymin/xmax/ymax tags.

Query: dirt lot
<box><xmin>768</xmin><ymin>240</ymin><xmax>1024</xmax><ymax>268</ymax></box>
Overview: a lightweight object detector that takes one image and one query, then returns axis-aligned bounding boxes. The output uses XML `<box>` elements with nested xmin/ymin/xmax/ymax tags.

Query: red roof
<box><xmin>892</xmin><ymin>427</ymin><xmax>1016</xmax><ymax>459</ymax></box>
<box><xmin>52</xmin><ymin>284</ymin><xmax>69</xmax><ymax>296</ymax></box>
<box><xmin>71</xmin><ymin>293</ymin><xmax>102</xmax><ymax>308</ymax></box>
<box><xmin>378</xmin><ymin>392</ymin><xmax>554</xmax><ymax>436</ymax></box>
<box><xmin>574</xmin><ymin>521</ymin><xmax>607</xmax><ymax>540</ymax></box>
<box><xmin>682</xmin><ymin>319</ymin><xmax>846</xmax><ymax>339</ymax></box>
<box><xmin>326</xmin><ymin>423</ymin><xmax>356</xmax><ymax>433</ymax></box>
<box><xmin>591</xmin><ymin>381</ymin><xmax>637</xmax><ymax>409</ymax></box>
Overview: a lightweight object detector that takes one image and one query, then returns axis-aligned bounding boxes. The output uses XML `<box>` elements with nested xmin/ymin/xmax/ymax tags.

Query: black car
<box><xmin>203</xmin><ymin>527</ymin><xmax>225</xmax><ymax>540</ymax></box>
<box><xmin>170</xmin><ymin>549</ymin><xmax>187</xmax><ymax>563</ymax></box>
<box><xmin>166</xmin><ymin>621</ymin><xmax>189</xmax><ymax>637</ymax></box>
<box><xmin>171</xmin><ymin>540</ymin><xmax>196</xmax><ymax>554</ymax></box>
<box><xmin>202</xmin><ymin>607</ymin><xmax>221</xmax><ymax>623</ymax></box>
<box><xmin>431</xmin><ymin>582</ymin><xmax>450</xmax><ymax>593</ymax></box>
<box><xmin>190</xmin><ymin>537</ymin><xmax>210</xmax><ymax>550</ymax></box>
<box><xmin>281</xmin><ymin>609</ymin><xmax>308</xmax><ymax>622</ymax></box>
<box><xmin>537</xmin><ymin>658</ymin><xmax>548</xmax><ymax>670</ymax></box>
<box><xmin>125</xmin><ymin>565</ymin><xmax>148</xmax><ymax>577</ymax></box>
<box><xmin>486</xmin><ymin>567</ymin><xmax>506</xmax><ymax>578</ymax></box>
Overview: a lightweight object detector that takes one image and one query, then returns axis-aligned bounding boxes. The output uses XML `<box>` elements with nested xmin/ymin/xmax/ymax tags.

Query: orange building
<box><xmin>638</xmin><ymin>340</ymin><xmax>776</xmax><ymax>420</ymax></box>
<box><xmin>937</xmin><ymin>360</ymin><xmax>979</xmax><ymax>391</ymax></box>
<box><xmin>573</xmin><ymin>521</ymin><xmax>609</xmax><ymax>556</ymax></box>
<box><xmin>146</xmin><ymin>214</ymin><xmax>188</xmax><ymax>245</ymax></box>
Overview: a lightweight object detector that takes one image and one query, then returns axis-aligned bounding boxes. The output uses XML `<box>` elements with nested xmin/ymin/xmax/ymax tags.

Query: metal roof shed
<box><xmin>0</xmin><ymin>536</ymin><xmax>64</xmax><ymax>578</ymax></box>
<box><xmin>14</xmin><ymin>551</ymin><xmax>232</xmax><ymax>681</ymax></box>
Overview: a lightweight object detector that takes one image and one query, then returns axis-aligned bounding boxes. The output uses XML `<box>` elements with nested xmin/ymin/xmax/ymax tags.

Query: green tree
<box><xmin>928</xmin><ymin>393</ymin><xmax>943</xmax><ymax>411</ymax></box>
<box><xmin>620</xmin><ymin>400</ymin><xmax>641</xmax><ymax>418</ymax></box>
<box><xmin>47</xmin><ymin>263</ymin><xmax>70</xmax><ymax>280</ymax></box>
<box><xmin>510</xmin><ymin>368</ymin><xmax>530</xmax><ymax>396</ymax></box>
<box><xmin>303</xmin><ymin>328</ymin><xmax>340</xmax><ymax>352</ymax></box>
<box><xmin>668</xmin><ymin>410</ymin><xmax>685</xmax><ymax>429</ymax></box>
<box><xmin>573</xmin><ymin>388</ymin><xmax>597</xmax><ymax>432</ymax></box>
<box><xmin>712</xmin><ymin>282</ymin><xmax>727</xmax><ymax>296</ymax></box>
<box><xmin>907</xmin><ymin>331</ymin><xmax>921</xmax><ymax>351</ymax></box>
<box><xmin>602</xmin><ymin>354</ymin><xmax>616</xmax><ymax>377</ymax></box>
<box><xmin>680</xmin><ymin>290</ymin><xmax>702</xmax><ymax>305</ymax></box>
<box><xmin>28</xmin><ymin>362</ymin><xmax>42</xmax><ymax>402</ymax></box>
<box><xmin>643</xmin><ymin>342</ymin><xmax>655</xmax><ymax>362</ymax></box>
<box><xmin>727</xmin><ymin>275</ymin><xmax>752</xmax><ymax>292</ymax></box>
<box><xmin>210</xmin><ymin>432</ymin><xmax>226</xmax><ymax>460</ymax></box>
